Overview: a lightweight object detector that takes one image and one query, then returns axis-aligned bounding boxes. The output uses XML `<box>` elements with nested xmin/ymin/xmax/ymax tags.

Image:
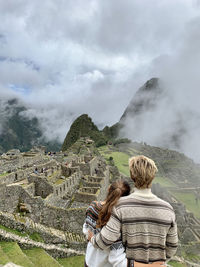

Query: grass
<box><xmin>108</xmin><ymin>152</ymin><xmax>130</xmax><ymax>176</ymax></box>
<box><xmin>0</xmin><ymin>246</ymin><xmax>10</xmax><ymax>265</ymax></box>
<box><xmin>0</xmin><ymin>224</ymin><xmax>27</xmax><ymax>237</ymax></box>
<box><xmin>58</xmin><ymin>255</ymin><xmax>85</xmax><ymax>267</ymax></box>
<box><xmin>0</xmin><ymin>172</ymin><xmax>8</xmax><ymax>177</ymax></box>
<box><xmin>171</xmin><ymin>191</ymin><xmax>200</xmax><ymax>219</ymax></box>
<box><xmin>169</xmin><ymin>260</ymin><xmax>187</xmax><ymax>267</ymax></box>
<box><xmin>154</xmin><ymin>176</ymin><xmax>176</xmax><ymax>188</ymax></box>
<box><xmin>55</xmin><ymin>178</ymin><xmax>65</xmax><ymax>185</ymax></box>
<box><xmin>182</xmin><ymin>251</ymin><xmax>200</xmax><ymax>263</ymax></box>
<box><xmin>127</xmin><ymin>147</ymin><xmax>141</xmax><ymax>155</ymax></box>
<box><xmin>0</xmin><ymin>242</ymin><xmax>34</xmax><ymax>267</ymax></box>
<box><xmin>23</xmin><ymin>247</ymin><xmax>61</xmax><ymax>267</ymax></box>
<box><xmin>29</xmin><ymin>232</ymin><xmax>44</xmax><ymax>242</ymax></box>
<box><xmin>98</xmin><ymin>146</ymin><xmax>130</xmax><ymax>176</ymax></box>
<box><xmin>0</xmin><ymin>224</ymin><xmax>44</xmax><ymax>243</ymax></box>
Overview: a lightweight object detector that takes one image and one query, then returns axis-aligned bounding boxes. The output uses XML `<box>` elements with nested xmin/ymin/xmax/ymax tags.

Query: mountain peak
<box><xmin>61</xmin><ymin>114</ymin><xmax>108</xmax><ymax>151</ymax></box>
<box><xmin>120</xmin><ymin>77</ymin><xmax>161</xmax><ymax>121</ymax></box>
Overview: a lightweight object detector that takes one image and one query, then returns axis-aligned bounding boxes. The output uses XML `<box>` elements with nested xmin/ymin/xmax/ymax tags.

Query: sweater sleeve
<box><xmin>91</xmin><ymin>206</ymin><xmax>121</xmax><ymax>250</ymax></box>
<box><xmin>166</xmin><ymin>218</ymin><xmax>178</xmax><ymax>259</ymax></box>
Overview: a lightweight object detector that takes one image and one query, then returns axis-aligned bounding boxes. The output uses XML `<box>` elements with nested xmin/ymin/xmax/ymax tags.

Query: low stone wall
<box><xmin>82</xmin><ymin>180</ymin><xmax>102</xmax><ymax>187</ymax></box>
<box><xmin>75</xmin><ymin>191</ymin><xmax>97</xmax><ymax>203</ymax></box>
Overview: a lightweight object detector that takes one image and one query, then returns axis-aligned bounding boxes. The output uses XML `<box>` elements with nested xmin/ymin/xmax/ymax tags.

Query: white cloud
<box><xmin>0</xmin><ymin>0</ymin><xmax>200</xmax><ymax>160</ymax></box>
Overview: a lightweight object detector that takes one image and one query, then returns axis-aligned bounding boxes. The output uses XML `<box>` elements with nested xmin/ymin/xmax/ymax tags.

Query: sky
<box><xmin>0</xmin><ymin>0</ymin><xmax>200</xmax><ymax>161</ymax></box>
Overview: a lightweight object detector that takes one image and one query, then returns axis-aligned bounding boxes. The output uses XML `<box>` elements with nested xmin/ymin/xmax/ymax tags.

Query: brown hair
<box><xmin>129</xmin><ymin>155</ymin><xmax>158</xmax><ymax>189</ymax></box>
<box><xmin>97</xmin><ymin>180</ymin><xmax>130</xmax><ymax>228</ymax></box>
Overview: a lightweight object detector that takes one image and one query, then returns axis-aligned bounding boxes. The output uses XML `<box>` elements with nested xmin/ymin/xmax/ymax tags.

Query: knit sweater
<box><xmin>91</xmin><ymin>189</ymin><xmax>178</xmax><ymax>264</ymax></box>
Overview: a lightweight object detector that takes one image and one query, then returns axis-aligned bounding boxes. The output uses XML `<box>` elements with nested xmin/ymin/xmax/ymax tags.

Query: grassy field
<box><xmin>0</xmin><ymin>242</ymin><xmax>34</xmax><ymax>267</ymax></box>
<box><xmin>58</xmin><ymin>255</ymin><xmax>85</xmax><ymax>266</ymax></box>
<box><xmin>171</xmin><ymin>191</ymin><xmax>200</xmax><ymax>219</ymax></box>
<box><xmin>169</xmin><ymin>260</ymin><xmax>187</xmax><ymax>267</ymax></box>
<box><xmin>23</xmin><ymin>247</ymin><xmax>61</xmax><ymax>267</ymax></box>
<box><xmin>0</xmin><ymin>246</ymin><xmax>10</xmax><ymax>265</ymax></box>
<box><xmin>154</xmin><ymin>176</ymin><xmax>177</xmax><ymax>188</ymax></box>
<box><xmin>98</xmin><ymin>146</ymin><xmax>130</xmax><ymax>176</ymax></box>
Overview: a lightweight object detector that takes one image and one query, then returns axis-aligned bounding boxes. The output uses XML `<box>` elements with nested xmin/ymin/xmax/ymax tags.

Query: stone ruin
<box><xmin>0</xmin><ymin>141</ymin><xmax>117</xmax><ymax>253</ymax></box>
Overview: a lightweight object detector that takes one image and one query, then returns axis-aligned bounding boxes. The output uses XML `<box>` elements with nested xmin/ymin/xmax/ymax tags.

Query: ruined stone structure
<box><xmin>0</xmin><ymin>142</ymin><xmax>111</xmax><ymax>251</ymax></box>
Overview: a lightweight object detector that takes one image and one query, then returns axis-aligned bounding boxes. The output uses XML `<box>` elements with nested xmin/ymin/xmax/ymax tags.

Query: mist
<box><xmin>0</xmin><ymin>0</ymin><xmax>200</xmax><ymax>161</ymax></box>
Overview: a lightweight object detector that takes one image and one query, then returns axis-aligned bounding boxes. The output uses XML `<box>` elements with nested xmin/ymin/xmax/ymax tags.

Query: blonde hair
<box><xmin>129</xmin><ymin>155</ymin><xmax>158</xmax><ymax>189</ymax></box>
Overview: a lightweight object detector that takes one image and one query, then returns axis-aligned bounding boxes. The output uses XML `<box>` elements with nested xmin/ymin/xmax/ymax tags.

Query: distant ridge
<box><xmin>0</xmin><ymin>98</ymin><xmax>61</xmax><ymax>153</ymax></box>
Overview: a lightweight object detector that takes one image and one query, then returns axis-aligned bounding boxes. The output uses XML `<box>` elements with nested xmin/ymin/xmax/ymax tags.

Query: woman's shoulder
<box><xmin>86</xmin><ymin>201</ymin><xmax>102</xmax><ymax>214</ymax></box>
<box><xmin>89</xmin><ymin>200</ymin><xmax>102</xmax><ymax>208</ymax></box>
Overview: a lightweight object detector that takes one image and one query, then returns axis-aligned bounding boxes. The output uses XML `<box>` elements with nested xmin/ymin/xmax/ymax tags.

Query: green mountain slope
<box><xmin>62</xmin><ymin>114</ymin><xmax>108</xmax><ymax>151</ymax></box>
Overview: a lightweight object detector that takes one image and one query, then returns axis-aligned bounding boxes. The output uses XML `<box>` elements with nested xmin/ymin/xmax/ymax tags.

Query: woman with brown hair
<box><xmin>83</xmin><ymin>179</ymin><xmax>130</xmax><ymax>267</ymax></box>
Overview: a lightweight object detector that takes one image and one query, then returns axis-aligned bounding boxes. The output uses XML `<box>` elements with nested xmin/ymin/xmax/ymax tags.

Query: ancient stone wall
<box><xmin>28</xmin><ymin>174</ymin><xmax>53</xmax><ymax>198</ymax></box>
<box><xmin>61</xmin><ymin>165</ymin><xmax>80</xmax><ymax>177</ymax></box>
<box><xmin>97</xmin><ymin>168</ymin><xmax>110</xmax><ymax>201</ymax></box>
<box><xmin>89</xmin><ymin>157</ymin><xmax>99</xmax><ymax>176</ymax></box>
<box><xmin>24</xmin><ymin>182</ymin><xmax>35</xmax><ymax>196</ymax></box>
<box><xmin>76</xmin><ymin>163</ymin><xmax>90</xmax><ymax>175</ymax></box>
<box><xmin>75</xmin><ymin>191</ymin><xmax>98</xmax><ymax>203</ymax></box>
<box><xmin>0</xmin><ymin>183</ymin><xmax>86</xmax><ymax>233</ymax></box>
<box><xmin>53</xmin><ymin>171</ymin><xmax>81</xmax><ymax>198</ymax></box>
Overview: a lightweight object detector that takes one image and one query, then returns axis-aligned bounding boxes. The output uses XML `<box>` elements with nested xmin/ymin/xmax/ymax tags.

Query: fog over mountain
<box><xmin>1</xmin><ymin>0</ymin><xmax>200</xmax><ymax>161</ymax></box>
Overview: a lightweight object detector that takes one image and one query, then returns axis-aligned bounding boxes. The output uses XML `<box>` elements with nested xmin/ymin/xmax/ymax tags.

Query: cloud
<box><xmin>0</xmin><ymin>0</ymin><xmax>200</xmax><ymax>160</ymax></box>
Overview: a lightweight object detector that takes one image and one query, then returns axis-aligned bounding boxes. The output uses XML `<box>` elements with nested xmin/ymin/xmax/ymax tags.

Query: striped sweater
<box><xmin>91</xmin><ymin>189</ymin><xmax>178</xmax><ymax>263</ymax></box>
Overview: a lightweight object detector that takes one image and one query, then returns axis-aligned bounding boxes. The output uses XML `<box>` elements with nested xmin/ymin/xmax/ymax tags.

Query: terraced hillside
<box><xmin>0</xmin><ymin>241</ymin><xmax>85</xmax><ymax>267</ymax></box>
<box><xmin>0</xmin><ymin>240</ymin><xmax>187</xmax><ymax>267</ymax></box>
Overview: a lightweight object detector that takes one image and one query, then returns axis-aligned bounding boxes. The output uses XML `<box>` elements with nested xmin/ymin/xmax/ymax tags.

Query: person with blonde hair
<box><xmin>89</xmin><ymin>155</ymin><xmax>178</xmax><ymax>266</ymax></box>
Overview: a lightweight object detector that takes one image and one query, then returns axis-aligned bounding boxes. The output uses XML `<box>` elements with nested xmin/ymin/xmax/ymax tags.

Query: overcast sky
<box><xmin>0</xmin><ymin>0</ymin><xmax>200</xmax><ymax>160</ymax></box>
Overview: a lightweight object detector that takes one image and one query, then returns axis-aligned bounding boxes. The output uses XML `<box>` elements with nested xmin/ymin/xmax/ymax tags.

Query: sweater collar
<box><xmin>132</xmin><ymin>187</ymin><xmax>155</xmax><ymax>198</ymax></box>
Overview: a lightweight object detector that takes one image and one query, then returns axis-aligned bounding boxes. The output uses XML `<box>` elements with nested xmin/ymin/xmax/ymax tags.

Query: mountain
<box><xmin>103</xmin><ymin>77</ymin><xmax>192</xmax><ymax>151</ymax></box>
<box><xmin>102</xmin><ymin>78</ymin><xmax>162</xmax><ymax>139</ymax></box>
<box><xmin>61</xmin><ymin>114</ymin><xmax>108</xmax><ymax>151</ymax></box>
<box><xmin>119</xmin><ymin>77</ymin><xmax>162</xmax><ymax>120</ymax></box>
<box><xmin>0</xmin><ymin>99</ymin><xmax>61</xmax><ymax>153</ymax></box>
